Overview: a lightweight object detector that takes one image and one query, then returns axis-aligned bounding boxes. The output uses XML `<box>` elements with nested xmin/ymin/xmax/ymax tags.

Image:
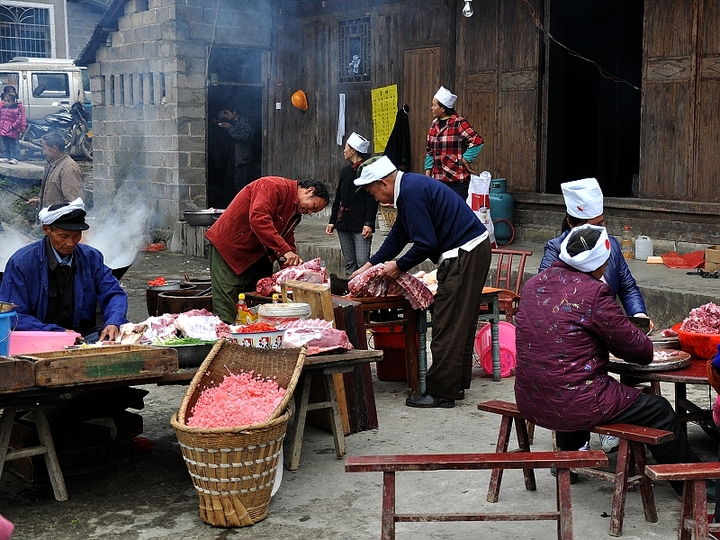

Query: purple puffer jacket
<box><xmin>514</xmin><ymin>260</ymin><xmax>653</xmax><ymax>432</ymax></box>
<box><xmin>0</xmin><ymin>103</ymin><xmax>25</xmax><ymax>138</ymax></box>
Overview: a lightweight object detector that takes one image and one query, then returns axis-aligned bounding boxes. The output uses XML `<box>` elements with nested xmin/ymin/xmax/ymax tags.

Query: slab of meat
<box><xmin>349</xmin><ymin>263</ymin><xmax>435</xmax><ymax>310</ymax></box>
<box><xmin>255</xmin><ymin>258</ymin><xmax>328</xmax><ymax>296</ymax></box>
<box><xmin>256</xmin><ymin>276</ymin><xmax>274</xmax><ymax>296</ymax></box>
<box><xmin>280</xmin><ymin>318</ymin><xmax>353</xmax><ymax>354</ymax></box>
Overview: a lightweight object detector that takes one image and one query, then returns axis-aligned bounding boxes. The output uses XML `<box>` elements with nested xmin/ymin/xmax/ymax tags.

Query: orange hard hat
<box><xmin>291</xmin><ymin>90</ymin><xmax>309</xmax><ymax>111</ymax></box>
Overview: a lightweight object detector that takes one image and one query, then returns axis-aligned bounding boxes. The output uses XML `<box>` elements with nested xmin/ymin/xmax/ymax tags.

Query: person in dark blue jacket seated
<box><xmin>351</xmin><ymin>156</ymin><xmax>491</xmax><ymax>409</ymax></box>
<box><xmin>0</xmin><ymin>198</ymin><xmax>128</xmax><ymax>342</ymax></box>
<box><xmin>539</xmin><ymin>177</ymin><xmax>648</xmax><ymax>319</ymax></box>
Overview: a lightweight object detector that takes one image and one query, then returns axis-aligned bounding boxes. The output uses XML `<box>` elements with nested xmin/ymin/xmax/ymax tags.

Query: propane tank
<box><xmin>489</xmin><ymin>178</ymin><xmax>514</xmax><ymax>244</ymax></box>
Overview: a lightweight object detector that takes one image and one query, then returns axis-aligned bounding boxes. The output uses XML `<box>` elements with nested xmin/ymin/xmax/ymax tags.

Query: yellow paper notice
<box><xmin>371</xmin><ymin>85</ymin><xmax>398</xmax><ymax>153</ymax></box>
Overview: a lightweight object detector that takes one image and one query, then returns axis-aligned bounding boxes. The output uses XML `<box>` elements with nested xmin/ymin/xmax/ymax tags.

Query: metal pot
<box><xmin>111</xmin><ymin>265</ymin><xmax>131</xmax><ymax>280</ymax></box>
<box><xmin>183</xmin><ymin>210</ymin><xmax>224</xmax><ymax>227</ymax></box>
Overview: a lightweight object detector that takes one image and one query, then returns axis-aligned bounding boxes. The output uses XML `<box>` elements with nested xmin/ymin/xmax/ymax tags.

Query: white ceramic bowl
<box><xmin>229</xmin><ymin>329</ymin><xmax>285</xmax><ymax>349</ymax></box>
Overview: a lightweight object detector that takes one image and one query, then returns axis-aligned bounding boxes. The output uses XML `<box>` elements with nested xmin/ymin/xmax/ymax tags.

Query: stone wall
<box><xmin>67</xmin><ymin>2</ymin><xmax>106</xmax><ymax>60</ymax></box>
<box><xmin>87</xmin><ymin>0</ymin><xmax>273</xmax><ymax>230</ymax></box>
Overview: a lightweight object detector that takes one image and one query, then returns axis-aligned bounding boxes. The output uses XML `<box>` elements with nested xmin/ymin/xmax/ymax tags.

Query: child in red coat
<box><xmin>0</xmin><ymin>92</ymin><xmax>26</xmax><ymax>164</ymax></box>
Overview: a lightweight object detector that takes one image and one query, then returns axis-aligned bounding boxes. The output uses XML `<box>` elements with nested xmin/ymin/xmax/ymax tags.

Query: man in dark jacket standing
<box><xmin>205</xmin><ymin>176</ymin><xmax>330</xmax><ymax>323</ymax></box>
<box><xmin>515</xmin><ymin>225</ymin><xmax>698</xmax><ymax>480</ymax></box>
<box><xmin>352</xmin><ymin>156</ymin><xmax>491</xmax><ymax>408</ymax></box>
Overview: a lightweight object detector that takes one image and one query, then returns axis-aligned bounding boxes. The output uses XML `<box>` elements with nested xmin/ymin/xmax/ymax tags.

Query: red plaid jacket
<box><xmin>426</xmin><ymin>114</ymin><xmax>483</xmax><ymax>183</ymax></box>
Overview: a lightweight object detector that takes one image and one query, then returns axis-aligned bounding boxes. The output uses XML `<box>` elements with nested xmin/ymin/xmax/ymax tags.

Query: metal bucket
<box><xmin>156</xmin><ymin>289</ymin><xmax>213</xmax><ymax>316</ymax></box>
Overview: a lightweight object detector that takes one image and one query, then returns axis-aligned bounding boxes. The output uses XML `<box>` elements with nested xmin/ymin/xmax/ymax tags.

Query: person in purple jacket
<box><xmin>515</xmin><ymin>224</ymin><xmax>698</xmax><ymax>489</ymax></box>
<box><xmin>351</xmin><ymin>156</ymin><xmax>491</xmax><ymax>408</ymax></box>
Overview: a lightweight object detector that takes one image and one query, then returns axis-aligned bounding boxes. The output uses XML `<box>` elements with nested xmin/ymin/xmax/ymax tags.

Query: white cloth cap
<box><xmin>434</xmin><ymin>86</ymin><xmax>457</xmax><ymax>108</ymax></box>
<box><xmin>561</xmin><ymin>177</ymin><xmax>603</xmax><ymax>219</ymax></box>
<box><xmin>354</xmin><ymin>155</ymin><xmax>397</xmax><ymax>186</ymax></box>
<box><xmin>347</xmin><ymin>132</ymin><xmax>370</xmax><ymax>154</ymax></box>
<box><xmin>559</xmin><ymin>224</ymin><xmax>611</xmax><ymax>273</ymax></box>
<box><xmin>38</xmin><ymin>197</ymin><xmax>85</xmax><ymax>225</ymax></box>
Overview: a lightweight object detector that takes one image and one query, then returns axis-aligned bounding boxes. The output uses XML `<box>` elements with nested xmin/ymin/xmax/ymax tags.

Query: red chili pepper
<box><xmin>148</xmin><ymin>276</ymin><xmax>167</xmax><ymax>286</ymax></box>
<box><xmin>237</xmin><ymin>322</ymin><xmax>277</xmax><ymax>333</ymax></box>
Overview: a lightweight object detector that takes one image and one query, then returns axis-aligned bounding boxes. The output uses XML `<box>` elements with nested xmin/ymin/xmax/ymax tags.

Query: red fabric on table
<box><xmin>661</xmin><ymin>250</ymin><xmax>705</xmax><ymax>269</ymax></box>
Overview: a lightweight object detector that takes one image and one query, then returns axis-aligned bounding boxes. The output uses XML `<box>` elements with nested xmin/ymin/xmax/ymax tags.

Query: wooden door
<box><xmin>402</xmin><ymin>47</ymin><xmax>441</xmax><ymax>173</ymax></box>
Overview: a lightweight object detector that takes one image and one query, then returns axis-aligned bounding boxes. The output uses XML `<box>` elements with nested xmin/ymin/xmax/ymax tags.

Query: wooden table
<box><xmin>608</xmin><ymin>357</ymin><xmax>717</xmax><ymax>438</ymax></box>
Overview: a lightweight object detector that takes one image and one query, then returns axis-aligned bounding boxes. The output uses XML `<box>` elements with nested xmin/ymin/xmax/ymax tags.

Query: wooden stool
<box><xmin>645</xmin><ymin>462</ymin><xmax>720</xmax><ymax>540</ymax></box>
<box><xmin>0</xmin><ymin>405</ymin><xmax>68</xmax><ymax>501</ymax></box>
<box><xmin>346</xmin><ymin>450</ymin><xmax>608</xmax><ymax>540</ymax></box>
<box><xmin>572</xmin><ymin>423</ymin><xmax>673</xmax><ymax>537</ymax></box>
<box><xmin>477</xmin><ymin>400</ymin><xmax>536</xmax><ymax>502</ymax></box>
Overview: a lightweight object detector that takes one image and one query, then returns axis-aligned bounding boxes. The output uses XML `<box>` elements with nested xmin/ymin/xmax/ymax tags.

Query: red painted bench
<box><xmin>477</xmin><ymin>399</ymin><xmax>674</xmax><ymax>537</ymax></box>
<box><xmin>345</xmin><ymin>450</ymin><xmax>608</xmax><ymax>540</ymax></box>
<box><xmin>645</xmin><ymin>463</ymin><xmax>720</xmax><ymax>540</ymax></box>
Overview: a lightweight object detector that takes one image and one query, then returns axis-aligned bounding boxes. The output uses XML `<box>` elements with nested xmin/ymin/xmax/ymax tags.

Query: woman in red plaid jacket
<box><xmin>424</xmin><ymin>85</ymin><xmax>484</xmax><ymax>201</ymax></box>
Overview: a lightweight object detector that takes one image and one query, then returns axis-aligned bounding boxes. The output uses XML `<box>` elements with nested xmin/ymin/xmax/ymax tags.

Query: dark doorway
<box><xmin>545</xmin><ymin>1</ymin><xmax>643</xmax><ymax>198</ymax></box>
<box><xmin>207</xmin><ymin>47</ymin><xmax>264</xmax><ymax>209</ymax></box>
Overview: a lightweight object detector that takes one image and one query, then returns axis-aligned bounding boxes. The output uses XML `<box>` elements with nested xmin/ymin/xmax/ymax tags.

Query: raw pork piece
<box><xmin>281</xmin><ymin>318</ymin><xmax>353</xmax><ymax>354</ymax></box>
<box><xmin>349</xmin><ymin>263</ymin><xmax>435</xmax><ymax>310</ymax></box>
<box><xmin>256</xmin><ymin>277</ymin><xmax>274</xmax><ymax>296</ymax></box>
<box><xmin>680</xmin><ymin>302</ymin><xmax>720</xmax><ymax>333</ymax></box>
<box><xmin>254</xmin><ymin>258</ymin><xmax>328</xmax><ymax>296</ymax></box>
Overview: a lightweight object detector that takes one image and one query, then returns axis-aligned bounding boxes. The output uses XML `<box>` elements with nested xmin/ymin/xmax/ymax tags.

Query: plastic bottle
<box><xmin>634</xmin><ymin>235</ymin><xmax>653</xmax><ymax>261</ymax></box>
<box><xmin>271</xmin><ymin>293</ymin><xmax>280</xmax><ymax>304</ymax></box>
<box><xmin>235</xmin><ymin>293</ymin><xmax>251</xmax><ymax>325</ymax></box>
<box><xmin>621</xmin><ymin>226</ymin><xmax>634</xmax><ymax>259</ymax></box>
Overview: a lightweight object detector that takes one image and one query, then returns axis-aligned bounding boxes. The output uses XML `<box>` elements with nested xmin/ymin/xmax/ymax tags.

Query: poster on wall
<box><xmin>371</xmin><ymin>84</ymin><xmax>398</xmax><ymax>153</ymax></box>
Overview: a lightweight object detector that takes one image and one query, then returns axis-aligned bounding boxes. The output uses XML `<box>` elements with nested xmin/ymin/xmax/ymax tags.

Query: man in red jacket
<box><xmin>205</xmin><ymin>176</ymin><xmax>330</xmax><ymax>323</ymax></box>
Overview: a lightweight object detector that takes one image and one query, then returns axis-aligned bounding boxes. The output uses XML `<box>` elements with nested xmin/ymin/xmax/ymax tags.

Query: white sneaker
<box><xmin>579</xmin><ymin>440</ymin><xmax>591</xmax><ymax>451</ymax></box>
<box><xmin>0</xmin><ymin>158</ymin><xmax>8</xmax><ymax>163</ymax></box>
<box><xmin>8</xmin><ymin>158</ymin><xmax>17</xmax><ymax>164</ymax></box>
<box><xmin>600</xmin><ymin>434</ymin><xmax>620</xmax><ymax>453</ymax></box>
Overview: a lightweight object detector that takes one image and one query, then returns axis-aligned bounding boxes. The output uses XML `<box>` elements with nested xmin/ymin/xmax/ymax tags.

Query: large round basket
<box><xmin>379</xmin><ymin>204</ymin><xmax>397</xmax><ymax>229</ymax></box>
<box><xmin>171</xmin><ymin>410</ymin><xmax>290</xmax><ymax>527</ymax></box>
<box><xmin>172</xmin><ymin>341</ymin><xmax>306</xmax><ymax>527</ymax></box>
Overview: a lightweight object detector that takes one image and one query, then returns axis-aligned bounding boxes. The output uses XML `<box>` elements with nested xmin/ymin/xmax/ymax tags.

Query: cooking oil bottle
<box><xmin>235</xmin><ymin>293</ymin><xmax>251</xmax><ymax>325</ymax></box>
<box><xmin>621</xmin><ymin>225</ymin><xmax>634</xmax><ymax>259</ymax></box>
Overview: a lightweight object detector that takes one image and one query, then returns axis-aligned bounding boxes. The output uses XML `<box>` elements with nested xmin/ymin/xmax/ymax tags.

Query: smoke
<box><xmin>0</xmin><ymin>222</ymin><xmax>37</xmax><ymax>272</ymax></box>
<box><xmin>84</xmin><ymin>183</ymin><xmax>153</xmax><ymax>270</ymax></box>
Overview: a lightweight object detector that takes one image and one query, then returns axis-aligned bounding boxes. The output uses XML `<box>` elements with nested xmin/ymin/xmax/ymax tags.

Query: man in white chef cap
<box><xmin>0</xmin><ymin>198</ymin><xmax>128</xmax><ymax>342</ymax></box>
<box><xmin>424</xmin><ymin>85</ymin><xmax>484</xmax><ymax>201</ymax></box>
<box><xmin>351</xmin><ymin>155</ymin><xmax>491</xmax><ymax>408</ymax></box>
<box><xmin>325</xmin><ymin>132</ymin><xmax>378</xmax><ymax>276</ymax></box>
<box><xmin>515</xmin><ymin>224</ymin><xmax>699</xmax><ymax>490</ymax></box>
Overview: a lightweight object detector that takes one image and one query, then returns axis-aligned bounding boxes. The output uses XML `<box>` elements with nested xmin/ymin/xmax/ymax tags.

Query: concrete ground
<box><xmin>1</xmin><ymin>217</ymin><xmax>719</xmax><ymax>539</ymax></box>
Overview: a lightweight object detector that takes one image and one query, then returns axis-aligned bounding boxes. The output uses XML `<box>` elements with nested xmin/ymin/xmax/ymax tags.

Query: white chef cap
<box><xmin>559</xmin><ymin>224</ymin><xmax>611</xmax><ymax>273</ymax></box>
<box><xmin>561</xmin><ymin>178</ymin><xmax>604</xmax><ymax>219</ymax></box>
<box><xmin>347</xmin><ymin>132</ymin><xmax>370</xmax><ymax>154</ymax></box>
<box><xmin>354</xmin><ymin>155</ymin><xmax>397</xmax><ymax>186</ymax></box>
<box><xmin>434</xmin><ymin>86</ymin><xmax>457</xmax><ymax>109</ymax></box>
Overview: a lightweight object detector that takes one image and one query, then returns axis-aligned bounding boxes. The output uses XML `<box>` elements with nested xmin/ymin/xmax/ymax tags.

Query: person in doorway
<box><xmin>0</xmin><ymin>91</ymin><xmax>26</xmax><ymax>164</ymax></box>
<box><xmin>0</xmin><ymin>199</ymin><xmax>128</xmax><ymax>342</ymax></box>
<box><xmin>27</xmin><ymin>131</ymin><xmax>84</xmax><ymax>209</ymax></box>
<box><xmin>424</xmin><ymin>86</ymin><xmax>484</xmax><ymax>201</ymax></box>
<box><xmin>351</xmin><ymin>156</ymin><xmax>491</xmax><ymax>408</ymax></box>
<box><xmin>205</xmin><ymin>176</ymin><xmax>330</xmax><ymax>324</ymax></box>
<box><xmin>325</xmin><ymin>132</ymin><xmax>378</xmax><ymax>277</ymax></box>
<box><xmin>514</xmin><ymin>224</ymin><xmax>699</xmax><ymax>488</ymax></box>
<box><xmin>217</xmin><ymin>108</ymin><xmax>254</xmax><ymax>200</ymax></box>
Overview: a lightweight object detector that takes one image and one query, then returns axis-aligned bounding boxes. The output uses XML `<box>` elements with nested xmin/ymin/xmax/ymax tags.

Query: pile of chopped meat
<box><xmin>256</xmin><ymin>258</ymin><xmax>328</xmax><ymax>296</ymax></box>
<box><xmin>348</xmin><ymin>263</ymin><xmax>435</xmax><ymax>310</ymax></box>
<box><xmin>115</xmin><ymin>309</ymin><xmax>231</xmax><ymax>345</ymax></box>
<box><xmin>679</xmin><ymin>302</ymin><xmax>720</xmax><ymax>333</ymax></box>
<box><xmin>187</xmin><ymin>370</ymin><xmax>285</xmax><ymax>428</ymax></box>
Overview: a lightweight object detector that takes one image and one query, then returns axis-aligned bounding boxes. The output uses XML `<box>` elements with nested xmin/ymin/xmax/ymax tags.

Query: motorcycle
<box><xmin>19</xmin><ymin>100</ymin><xmax>92</xmax><ymax>160</ymax></box>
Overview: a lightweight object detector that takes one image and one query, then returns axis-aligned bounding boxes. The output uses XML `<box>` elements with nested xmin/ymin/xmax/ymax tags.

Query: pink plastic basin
<box><xmin>9</xmin><ymin>330</ymin><xmax>82</xmax><ymax>356</ymax></box>
<box><xmin>474</xmin><ymin>321</ymin><xmax>516</xmax><ymax>378</ymax></box>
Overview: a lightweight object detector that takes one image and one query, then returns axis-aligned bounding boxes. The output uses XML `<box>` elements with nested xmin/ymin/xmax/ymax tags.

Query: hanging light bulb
<box><xmin>462</xmin><ymin>0</ymin><xmax>474</xmax><ymax>17</ymax></box>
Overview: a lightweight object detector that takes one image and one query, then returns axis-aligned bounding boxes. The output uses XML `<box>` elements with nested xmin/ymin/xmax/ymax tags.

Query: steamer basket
<box><xmin>172</xmin><ymin>342</ymin><xmax>306</xmax><ymax>527</ymax></box>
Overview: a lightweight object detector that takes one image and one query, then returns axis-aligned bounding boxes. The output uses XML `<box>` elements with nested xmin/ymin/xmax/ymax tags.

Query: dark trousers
<box><xmin>442</xmin><ymin>181</ymin><xmax>469</xmax><ymax>202</ymax></box>
<box><xmin>1</xmin><ymin>136</ymin><xmax>18</xmax><ymax>160</ymax></box>
<box><xmin>556</xmin><ymin>393</ymin><xmax>700</xmax><ymax>466</ymax></box>
<box><xmin>426</xmin><ymin>238</ymin><xmax>491</xmax><ymax>399</ymax></box>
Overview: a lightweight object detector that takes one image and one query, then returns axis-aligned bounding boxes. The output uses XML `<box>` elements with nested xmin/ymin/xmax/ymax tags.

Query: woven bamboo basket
<box><xmin>172</xmin><ymin>341</ymin><xmax>306</xmax><ymax>527</ymax></box>
<box><xmin>379</xmin><ymin>204</ymin><xmax>397</xmax><ymax>229</ymax></box>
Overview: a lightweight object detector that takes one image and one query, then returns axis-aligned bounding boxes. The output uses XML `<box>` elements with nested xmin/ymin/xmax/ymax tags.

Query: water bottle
<box><xmin>621</xmin><ymin>226</ymin><xmax>634</xmax><ymax>259</ymax></box>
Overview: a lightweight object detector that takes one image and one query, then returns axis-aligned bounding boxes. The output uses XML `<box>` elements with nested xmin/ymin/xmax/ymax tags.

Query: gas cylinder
<box><xmin>489</xmin><ymin>178</ymin><xmax>514</xmax><ymax>244</ymax></box>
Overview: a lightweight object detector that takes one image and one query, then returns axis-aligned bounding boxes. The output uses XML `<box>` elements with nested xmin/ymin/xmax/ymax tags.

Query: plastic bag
<box><xmin>467</xmin><ymin>171</ymin><xmax>496</xmax><ymax>245</ymax></box>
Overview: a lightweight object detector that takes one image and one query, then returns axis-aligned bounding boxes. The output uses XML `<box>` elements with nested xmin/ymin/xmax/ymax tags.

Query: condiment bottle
<box><xmin>271</xmin><ymin>293</ymin><xmax>280</xmax><ymax>303</ymax></box>
<box><xmin>621</xmin><ymin>225</ymin><xmax>634</xmax><ymax>259</ymax></box>
<box><xmin>235</xmin><ymin>293</ymin><xmax>251</xmax><ymax>325</ymax></box>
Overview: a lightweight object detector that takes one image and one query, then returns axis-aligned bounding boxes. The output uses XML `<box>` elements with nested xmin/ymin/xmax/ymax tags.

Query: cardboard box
<box><xmin>706</xmin><ymin>245</ymin><xmax>720</xmax><ymax>272</ymax></box>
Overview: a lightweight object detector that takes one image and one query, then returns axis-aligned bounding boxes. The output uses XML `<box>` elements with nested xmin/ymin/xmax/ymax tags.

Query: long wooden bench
<box><xmin>645</xmin><ymin>463</ymin><xmax>720</xmax><ymax>540</ymax></box>
<box><xmin>477</xmin><ymin>399</ymin><xmax>674</xmax><ymax>537</ymax></box>
<box><xmin>346</xmin><ymin>450</ymin><xmax>608</xmax><ymax>540</ymax></box>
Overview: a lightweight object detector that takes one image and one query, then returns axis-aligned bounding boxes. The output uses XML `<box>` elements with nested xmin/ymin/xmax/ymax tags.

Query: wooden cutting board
<box><xmin>608</xmin><ymin>349</ymin><xmax>691</xmax><ymax>371</ymax></box>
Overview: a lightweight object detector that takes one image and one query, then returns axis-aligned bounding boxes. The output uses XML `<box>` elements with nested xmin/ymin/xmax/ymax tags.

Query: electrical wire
<box><xmin>522</xmin><ymin>0</ymin><xmax>640</xmax><ymax>91</ymax></box>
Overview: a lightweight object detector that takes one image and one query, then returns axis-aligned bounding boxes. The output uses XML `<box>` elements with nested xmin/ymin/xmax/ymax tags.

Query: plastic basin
<box><xmin>474</xmin><ymin>321</ymin><xmax>516</xmax><ymax>378</ymax></box>
<box><xmin>10</xmin><ymin>330</ymin><xmax>82</xmax><ymax>355</ymax></box>
<box><xmin>672</xmin><ymin>322</ymin><xmax>720</xmax><ymax>359</ymax></box>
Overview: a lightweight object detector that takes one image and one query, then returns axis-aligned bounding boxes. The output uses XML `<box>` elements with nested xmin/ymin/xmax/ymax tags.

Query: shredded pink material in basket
<box><xmin>187</xmin><ymin>370</ymin><xmax>285</xmax><ymax>428</ymax></box>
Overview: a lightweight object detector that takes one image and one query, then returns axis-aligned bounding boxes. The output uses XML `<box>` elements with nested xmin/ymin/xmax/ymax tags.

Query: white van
<box><xmin>0</xmin><ymin>57</ymin><xmax>90</xmax><ymax>122</ymax></box>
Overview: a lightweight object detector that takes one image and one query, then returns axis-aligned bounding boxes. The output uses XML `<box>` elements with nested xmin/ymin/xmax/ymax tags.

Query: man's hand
<box><xmin>27</xmin><ymin>197</ymin><xmax>39</xmax><ymax>205</ymax></box>
<box><xmin>99</xmin><ymin>324</ymin><xmax>119</xmax><ymax>342</ymax></box>
<box><xmin>361</xmin><ymin>225</ymin><xmax>373</xmax><ymax>239</ymax></box>
<box><xmin>380</xmin><ymin>260</ymin><xmax>401</xmax><ymax>279</ymax></box>
<box><xmin>325</xmin><ymin>224</ymin><xmax>334</xmax><ymax>235</ymax></box>
<box><xmin>349</xmin><ymin>262</ymin><xmax>372</xmax><ymax>280</ymax></box>
<box><xmin>281</xmin><ymin>251</ymin><xmax>302</xmax><ymax>267</ymax></box>
<box><xmin>219</xmin><ymin>121</ymin><xmax>230</xmax><ymax>129</ymax></box>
